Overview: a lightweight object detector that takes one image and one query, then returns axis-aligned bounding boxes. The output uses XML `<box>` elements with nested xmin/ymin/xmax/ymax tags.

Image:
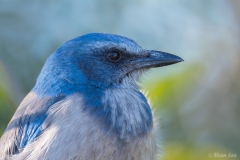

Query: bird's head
<box><xmin>33</xmin><ymin>33</ymin><xmax>183</xmax><ymax>95</ymax></box>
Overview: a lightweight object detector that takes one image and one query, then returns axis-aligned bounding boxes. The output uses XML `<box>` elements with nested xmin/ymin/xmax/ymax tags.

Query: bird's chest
<box><xmin>76</xmin><ymin>121</ymin><xmax>156</xmax><ymax>160</ymax></box>
<box><xmin>43</xmin><ymin>93</ymin><xmax>156</xmax><ymax>160</ymax></box>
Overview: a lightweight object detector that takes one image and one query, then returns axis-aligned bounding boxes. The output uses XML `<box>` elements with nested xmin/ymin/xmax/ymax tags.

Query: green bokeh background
<box><xmin>0</xmin><ymin>0</ymin><xmax>240</xmax><ymax>159</ymax></box>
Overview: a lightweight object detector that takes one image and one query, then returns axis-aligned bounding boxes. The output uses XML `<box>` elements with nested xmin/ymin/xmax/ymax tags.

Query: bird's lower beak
<box><xmin>133</xmin><ymin>50</ymin><xmax>183</xmax><ymax>69</ymax></box>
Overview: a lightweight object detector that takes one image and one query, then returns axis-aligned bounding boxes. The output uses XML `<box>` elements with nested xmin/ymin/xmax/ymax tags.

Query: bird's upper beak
<box><xmin>131</xmin><ymin>50</ymin><xmax>183</xmax><ymax>70</ymax></box>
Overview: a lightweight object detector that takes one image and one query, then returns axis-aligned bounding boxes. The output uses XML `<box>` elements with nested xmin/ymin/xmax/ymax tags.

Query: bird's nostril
<box><xmin>144</xmin><ymin>52</ymin><xmax>151</xmax><ymax>58</ymax></box>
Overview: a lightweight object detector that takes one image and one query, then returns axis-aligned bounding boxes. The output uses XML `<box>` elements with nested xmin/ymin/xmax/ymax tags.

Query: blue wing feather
<box><xmin>4</xmin><ymin>93</ymin><xmax>65</xmax><ymax>155</ymax></box>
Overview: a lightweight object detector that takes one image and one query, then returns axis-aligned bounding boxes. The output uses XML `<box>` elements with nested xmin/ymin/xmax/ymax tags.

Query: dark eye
<box><xmin>107</xmin><ymin>51</ymin><xmax>122</xmax><ymax>62</ymax></box>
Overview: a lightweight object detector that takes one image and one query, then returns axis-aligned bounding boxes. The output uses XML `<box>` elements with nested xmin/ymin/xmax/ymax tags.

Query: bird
<box><xmin>0</xmin><ymin>33</ymin><xmax>183</xmax><ymax>160</ymax></box>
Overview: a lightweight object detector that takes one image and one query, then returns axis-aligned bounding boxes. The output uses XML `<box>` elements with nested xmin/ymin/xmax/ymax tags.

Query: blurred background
<box><xmin>0</xmin><ymin>0</ymin><xmax>240</xmax><ymax>159</ymax></box>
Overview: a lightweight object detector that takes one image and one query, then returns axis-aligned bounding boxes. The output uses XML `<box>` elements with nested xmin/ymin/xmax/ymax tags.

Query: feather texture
<box><xmin>0</xmin><ymin>33</ymin><xmax>182</xmax><ymax>160</ymax></box>
<box><xmin>0</xmin><ymin>93</ymin><xmax>157</xmax><ymax>160</ymax></box>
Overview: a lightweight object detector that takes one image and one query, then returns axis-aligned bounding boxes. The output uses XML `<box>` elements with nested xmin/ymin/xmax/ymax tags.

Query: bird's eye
<box><xmin>107</xmin><ymin>51</ymin><xmax>122</xmax><ymax>62</ymax></box>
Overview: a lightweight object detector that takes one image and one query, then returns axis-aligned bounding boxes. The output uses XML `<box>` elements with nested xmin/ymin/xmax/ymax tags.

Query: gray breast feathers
<box><xmin>0</xmin><ymin>93</ymin><xmax>158</xmax><ymax>160</ymax></box>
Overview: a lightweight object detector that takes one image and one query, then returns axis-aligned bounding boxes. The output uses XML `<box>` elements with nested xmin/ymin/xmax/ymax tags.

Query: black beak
<box><xmin>121</xmin><ymin>50</ymin><xmax>183</xmax><ymax>82</ymax></box>
<box><xmin>131</xmin><ymin>50</ymin><xmax>183</xmax><ymax>70</ymax></box>
<box><xmin>146</xmin><ymin>50</ymin><xmax>183</xmax><ymax>67</ymax></box>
